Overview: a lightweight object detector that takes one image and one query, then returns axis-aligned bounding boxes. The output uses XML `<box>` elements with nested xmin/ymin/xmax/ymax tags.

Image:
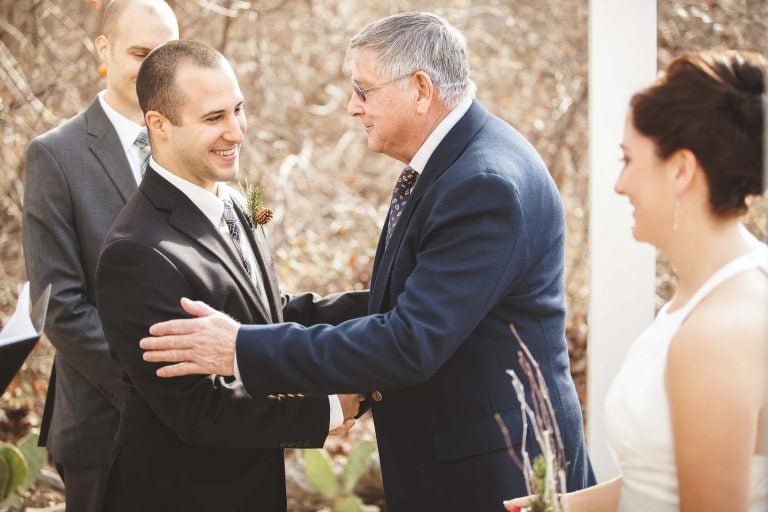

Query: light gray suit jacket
<box><xmin>22</xmin><ymin>98</ymin><xmax>135</xmax><ymax>466</ymax></box>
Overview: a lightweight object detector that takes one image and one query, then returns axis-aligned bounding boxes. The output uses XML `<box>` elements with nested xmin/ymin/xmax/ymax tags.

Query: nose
<box><xmin>614</xmin><ymin>169</ymin><xmax>625</xmax><ymax>195</ymax></box>
<box><xmin>225</xmin><ymin>113</ymin><xmax>246</xmax><ymax>143</ymax></box>
<box><xmin>347</xmin><ymin>92</ymin><xmax>363</xmax><ymax>117</ymax></box>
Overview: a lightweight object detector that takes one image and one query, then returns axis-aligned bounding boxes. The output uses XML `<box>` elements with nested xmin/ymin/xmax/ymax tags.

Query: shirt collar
<box><xmin>408</xmin><ymin>97</ymin><xmax>473</xmax><ymax>174</ymax></box>
<box><xmin>149</xmin><ymin>156</ymin><xmax>229</xmax><ymax>228</ymax></box>
<box><xmin>98</xmin><ymin>91</ymin><xmax>144</xmax><ymax>152</ymax></box>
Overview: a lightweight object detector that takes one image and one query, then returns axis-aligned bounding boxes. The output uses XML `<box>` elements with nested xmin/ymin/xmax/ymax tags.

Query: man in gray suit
<box><xmin>21</xmin><ymin>1</ymin><xmax>178</xmax><ymax>509</ymax></box>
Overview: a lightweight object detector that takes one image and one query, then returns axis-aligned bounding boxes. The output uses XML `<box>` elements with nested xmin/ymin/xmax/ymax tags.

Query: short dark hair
<box><xmin>136</xmin><ymin>40</ymin><xmax>223</xmax><ymax>125</ymax></box>
<box><xmin>631</xmin><ymin>50</ymin><xmax>766</xmax><ymax>216</ymax></box>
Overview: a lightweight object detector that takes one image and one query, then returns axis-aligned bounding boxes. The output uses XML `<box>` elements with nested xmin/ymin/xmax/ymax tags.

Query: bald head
<box><xmin>95</xmin><ymin>0</ymin><xmax>178</xmax><ymax>123</ymax></box>
<box><xmin>100</xmin><ymin>0</ymin><xmax>178</xmax><ymax>39</ymax></box>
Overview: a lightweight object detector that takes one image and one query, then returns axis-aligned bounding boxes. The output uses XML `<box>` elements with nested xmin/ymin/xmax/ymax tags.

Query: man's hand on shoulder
<box><xmin>141</xmin><ymin>297</ymin><xmax>240</xmax><ymax>377</ymax></box>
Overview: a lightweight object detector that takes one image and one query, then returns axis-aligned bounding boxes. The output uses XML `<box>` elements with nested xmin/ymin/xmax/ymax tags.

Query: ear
<box><xmin>95</xmin><ymin>34</ymin><xmax>109</xmax><ymax>62</ymax></box>
<box><xmin>668</xmin><ymin>148</ymin><xmax>699</xmax><ymax>195</ymax></box>
<box><xmin>413</xmin><ymin>71</ymin><xmax>434</xmax><ymax>114</ymax></box>
<box><xmin>145</xmin><ymin>110</ymin><xmax>168</xmax><ymax>141</ymax></box>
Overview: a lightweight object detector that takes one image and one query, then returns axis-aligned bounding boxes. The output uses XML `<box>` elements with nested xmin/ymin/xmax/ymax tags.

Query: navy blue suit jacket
<box><xmin>237</xmin><ymin>101</ymin><xmax>595</xmax><ymax>510</ymax></box>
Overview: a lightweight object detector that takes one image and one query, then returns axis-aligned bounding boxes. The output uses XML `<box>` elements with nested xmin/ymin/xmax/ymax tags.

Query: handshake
<box><xmin>328</xmin><ymin>393</ymin><xmax>365</xmax><ymax>436</ymax></box>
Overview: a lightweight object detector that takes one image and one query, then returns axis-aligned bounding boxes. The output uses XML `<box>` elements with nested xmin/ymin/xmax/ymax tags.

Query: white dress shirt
<box><xmin>149</xmin><ymin>160</ymin><xmax>269</xmax><ymax>307</ymax></box>
<box><xmin>408</xmin><ymin>97</ymin><xmax>473</xmax><ymax>177</ymax></box>
<box><xmin>148</xmin><ymin>158</ymin><xmax>343</xmax><ymax>429</ymax></box>
<box><xmin>98</xmin><ymin>91</ymin><xmax>145</xmax><ymax>185</ymax></box>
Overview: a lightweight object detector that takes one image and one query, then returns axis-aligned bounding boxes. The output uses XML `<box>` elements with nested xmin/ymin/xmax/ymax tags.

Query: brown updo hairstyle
<box><xmin>630</xmin><ymin>50</ymin><xmax>766</xmax><ymax>216</ymax></box>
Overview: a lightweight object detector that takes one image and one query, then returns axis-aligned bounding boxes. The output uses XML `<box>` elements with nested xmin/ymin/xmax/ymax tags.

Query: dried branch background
<box><xmin>0</xmin><ymin>0</ymin><xmax>765</xmax><ymax>508</ymax></box>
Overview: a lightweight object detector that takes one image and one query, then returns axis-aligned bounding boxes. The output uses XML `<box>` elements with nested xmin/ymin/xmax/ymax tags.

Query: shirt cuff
<box><xmin>233</xmin><ymin>346</ymin><xmax>242</xmax><ymax>382</ymax></box>
<box><xmin>221</xmin><ymin>350</ymin><xmax>244</xmax><ymax>391</ymax></box>
<box><xmin>328</xmin><ymin>395</ymin><xmax>343</xmax><ymax>430</ymax></box>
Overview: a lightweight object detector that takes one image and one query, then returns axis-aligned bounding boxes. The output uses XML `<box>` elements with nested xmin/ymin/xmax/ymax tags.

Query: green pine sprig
<box><xmin>241</xmin><ymin>181</ymin><xmax>273</xmax><ymax>226</ymax></box>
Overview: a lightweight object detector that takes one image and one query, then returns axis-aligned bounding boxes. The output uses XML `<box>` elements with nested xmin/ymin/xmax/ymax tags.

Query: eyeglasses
<box><xmin>351</xmin><ymin>72</ymin><xmax>415</xmax><ymax>103</ymax></box>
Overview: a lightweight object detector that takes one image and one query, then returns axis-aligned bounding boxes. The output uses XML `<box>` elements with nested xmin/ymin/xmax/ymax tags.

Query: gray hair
<box><xmin>346</xmin><ymin>12</ymin><xmax>476</xmax><ymax>108</ymax></box>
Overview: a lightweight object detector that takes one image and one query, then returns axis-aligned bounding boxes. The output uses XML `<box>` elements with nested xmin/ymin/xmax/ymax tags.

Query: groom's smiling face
<box><xmin>157</xmin><ymin>60</ymin><xmax>247</xmax><ymax>193</ymax></box>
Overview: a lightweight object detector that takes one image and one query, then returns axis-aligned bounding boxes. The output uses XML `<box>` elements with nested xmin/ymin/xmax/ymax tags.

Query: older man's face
<box><xmin>346</xmin><ymin>50</ymin><xmax>422</xmax><ymax>164</ymax></box>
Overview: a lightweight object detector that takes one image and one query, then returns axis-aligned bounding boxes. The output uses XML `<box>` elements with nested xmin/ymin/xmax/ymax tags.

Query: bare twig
<box><xmin>503</xmin><ymin>324</ymin><xmax>569</xmax><ymax>511</ymax></box>
<box><xmin>0</xmin><ymin>40</ymin><xmax>58</xmax><ymax>125</ymax></box>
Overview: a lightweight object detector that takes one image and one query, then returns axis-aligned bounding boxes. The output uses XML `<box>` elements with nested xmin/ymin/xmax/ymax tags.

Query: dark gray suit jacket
<box><xmin>22</xmin><ymin>98</ymin><xmax>134</xmax><ymax>466</ymax></box>
<box><xmin>95</xmin><ymin>169</ymin><xmax>338</xmax><ymax>511</ymax></box>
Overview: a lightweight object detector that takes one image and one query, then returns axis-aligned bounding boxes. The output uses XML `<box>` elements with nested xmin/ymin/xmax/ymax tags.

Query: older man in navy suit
<box><xmin>142</xmin><ymin>12</ymin><xmax>595</xmax><ymax>511</ymax></box>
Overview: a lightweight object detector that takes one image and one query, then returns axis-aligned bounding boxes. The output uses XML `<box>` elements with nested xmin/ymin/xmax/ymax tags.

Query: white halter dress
<box><xmin>604</xmin><ymin>245</ymin><xmax>768</xmax><ymax>511</ymax></box>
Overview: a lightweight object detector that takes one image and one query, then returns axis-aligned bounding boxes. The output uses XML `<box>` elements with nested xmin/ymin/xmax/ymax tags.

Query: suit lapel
<box><xmin>141</xmin><ymin>170</ymin><xmax>272</xmax><ymax>323</ymax></box>
<box><xmin>85</xmin><ymin>100</ymin><xmax>136</xmax><ymax>203</ymax></box>
<box><xmin>233</xmin><ymin>204</ymin><xmax>282</xmax><ymax>323</ymax></box>
<box><xmin>369</xmin><ymin>101</ymin><xmax>489</xmax><ymax>313</ymax></box>
<box><xmin>368</xmin><ymin>222</ymin><xmax>389</xmax><ymax>303</ymax></box>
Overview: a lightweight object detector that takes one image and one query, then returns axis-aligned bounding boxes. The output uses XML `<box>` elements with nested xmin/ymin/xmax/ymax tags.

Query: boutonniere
<box><xmin>241</xmin><ymin>182</ymin><xmax>274</xmax><ymax>227</ymax></box>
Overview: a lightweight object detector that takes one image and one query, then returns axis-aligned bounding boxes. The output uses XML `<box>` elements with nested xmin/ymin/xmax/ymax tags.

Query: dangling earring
<box><xmin>98</xmin><ymin>65</ymin><xmax>107</xmax><ymax>78</ymax></box>
<box><xmin>672</xmin><ymin>196</ymin><xmax>680</xmax><ymax>231</ymax></box>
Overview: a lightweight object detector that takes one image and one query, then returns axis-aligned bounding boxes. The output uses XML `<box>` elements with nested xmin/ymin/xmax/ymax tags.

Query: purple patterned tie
<box><xmin>386</xmin><ymin>166</ymin><xmax>418</xmax><ymax>246</ymax></box>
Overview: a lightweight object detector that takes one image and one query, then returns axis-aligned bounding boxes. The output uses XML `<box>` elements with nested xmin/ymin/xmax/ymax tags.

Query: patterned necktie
<box><xmin>134</xmin><ymin>130</ymin><xmax>150</xmax><ymax>177</ymax></box>
<box><xmin>222</xmin><ymin>198</ymin><xmax>252</xmax><ymax>277</ymax></box>
<box><xmin>386</xmin><ymin>165</ymin><xmax>419</xmax><ymax>246</ymax></box>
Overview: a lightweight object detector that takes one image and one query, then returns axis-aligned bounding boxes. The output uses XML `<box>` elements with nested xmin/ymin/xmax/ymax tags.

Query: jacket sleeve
<box><xmin>282</xmin><ymin>290</ymin><xmax>369</xmax><ymax>326</ymax></box>
<box><xmin>95</xmin><ymin>237</ymin><xmax>330</xmax><ymax>449</ymax></box>
<box><xmin>236</xmin><ymin>171</ymin><xmax>531</xmax><ymax>394</ymax></box>
<box><xmin>22</xmin><ymin>139</ymin><xmax>125</xmax><ymax>407</ymax></box>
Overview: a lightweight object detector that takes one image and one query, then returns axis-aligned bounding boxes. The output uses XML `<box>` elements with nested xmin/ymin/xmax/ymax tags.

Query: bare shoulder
<box><xmin>669</xmin><ymin>267</ymin><xmax>767</xmax><ymax>385</ymax></box>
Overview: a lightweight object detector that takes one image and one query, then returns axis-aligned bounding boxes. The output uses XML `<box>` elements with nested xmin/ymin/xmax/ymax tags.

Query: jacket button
<box><xmin>371</xmin><ymin>390</ymin><xmax>383</xmax><ymax>402</ymax></box>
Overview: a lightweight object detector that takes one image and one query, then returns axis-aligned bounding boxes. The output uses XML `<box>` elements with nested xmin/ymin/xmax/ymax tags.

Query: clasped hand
<box><xmin>328</xmin><ymin>393</ymin><xmax>365</xmax><ymax>436</ymax></box>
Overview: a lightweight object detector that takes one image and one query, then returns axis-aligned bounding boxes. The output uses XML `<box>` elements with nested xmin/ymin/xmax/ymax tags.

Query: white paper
<box><xmin>0</xmin><ymin>282</ymin><xmax>37</xmax><ymax>346</ymax></box>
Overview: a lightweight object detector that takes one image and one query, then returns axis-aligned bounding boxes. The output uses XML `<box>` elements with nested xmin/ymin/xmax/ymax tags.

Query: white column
<box><xmin>587</xmin><ymin>0</ymin><xmax>657</xmax><ymax>481</ymax></box>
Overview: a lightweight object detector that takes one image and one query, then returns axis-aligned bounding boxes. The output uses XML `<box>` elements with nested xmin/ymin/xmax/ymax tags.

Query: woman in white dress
<box><xmin>505</xmin><ymin>50</ymin><xmax>767</xmax><ymax>512</ymax></box>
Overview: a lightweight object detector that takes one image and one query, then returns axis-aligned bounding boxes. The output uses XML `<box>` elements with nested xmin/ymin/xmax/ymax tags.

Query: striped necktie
<box><xmin>222</xmin><ymin>198</ymin><xmax>252</xmax><ymax>277</ymax></box>
<box><xmin>134</xmin><ymin>130</ymin><xmax>150</xmax><ymax>176</ymax></box>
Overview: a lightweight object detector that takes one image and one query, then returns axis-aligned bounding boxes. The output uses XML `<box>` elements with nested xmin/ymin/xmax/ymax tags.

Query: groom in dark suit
<box><xmin>21</xmin><ymin>1</ymin><xmax>178</xmax><ymax>509</ymax></box>
<box><xmin>95</xmin><ymin>40</ymin><xmax>363</xmax><ymax>512</ymax></box>
<box><xmin>142</xmin><ymin>13</ymin><xmax>596</xmax><ymax>511</ymax></box>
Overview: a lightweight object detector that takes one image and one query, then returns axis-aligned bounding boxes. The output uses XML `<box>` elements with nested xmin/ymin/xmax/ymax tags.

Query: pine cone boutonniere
<box><xmin>243</xmin><ymin>183</ymin><xmax>273</xmax><ymax>227</ymax></box>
